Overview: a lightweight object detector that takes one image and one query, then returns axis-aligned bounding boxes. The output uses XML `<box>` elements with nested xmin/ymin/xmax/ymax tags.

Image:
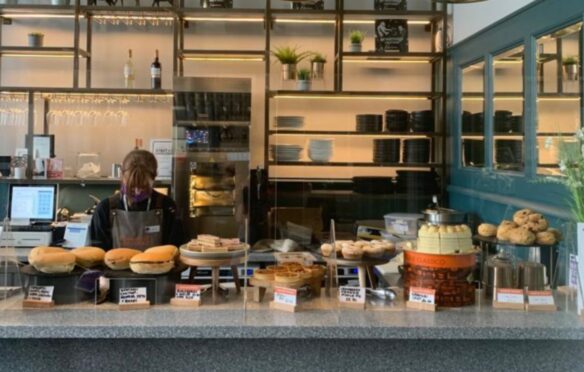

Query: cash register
<box><xmin>0</xmin><ymin>184</ymin><xmax>57</xmax><ymax>247</ymax></box>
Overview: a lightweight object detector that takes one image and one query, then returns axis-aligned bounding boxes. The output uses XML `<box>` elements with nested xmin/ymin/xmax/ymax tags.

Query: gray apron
<box><xmin>110</xmin><ymin>194</ymin><xmax>163</xmax><ymax>251</ymax></box>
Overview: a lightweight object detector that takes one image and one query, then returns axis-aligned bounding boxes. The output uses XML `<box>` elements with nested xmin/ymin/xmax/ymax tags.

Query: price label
<box><xmin>119</xmin><ymin>287</ymin><xmax>148</xmax><ymax>305</ymax></box>
<box><xmin>527</xmin><ymin>291</ymin><xmax>555</xmax><ymax>306</ymax></box>
<box><xmin>496</xmin><ymin>289</ymin><xmax>525</xmax><ymax>304</ymax></box>
<box><xmin>175</xmin><ymin>284</ymin><xmax>201</xmax><ymax>301</ymax></box>
<box><xmin>27</xmin><ymin>286</ymin><xmax>54</xmax><ymax>302</ymax></box>
<box><xmin>409</xmin><ymin>287</ymin><xmax>436</xmax><ymax>305</ymax></box>
<box><xmin>273</xmin><ymin>287</ymin><xmax>297</xmax><ymax>307</ymax></box>
<box><xmin>339</xmin><ymin>286</ymin><xmax>366</xmax><ymax>305</ymax></box>
<box><xmin>569</xmin><ymin>254</ymin><xmax>579</xmax><ymax>289</ymax></box>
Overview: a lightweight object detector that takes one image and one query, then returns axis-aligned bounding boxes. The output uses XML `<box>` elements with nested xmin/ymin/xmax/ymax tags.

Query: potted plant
<box><xmin>271</xmin><ymin>46</ymin><xmax>309</xmax><ymax>81</ymax></box>
<box><xmin>296</xmin><ymin>68</ymin><xmax>312</xmax><ymax>91</ymax></box>
<box><xmin>563</xmin><ymin>56</ymin><xmax>579</xmax><ymax>81</ymax></box>
<box><xmin>349</xmin><ymin>30</ymin><xmax>365</xmax><ymax>52</ymax></box>
<box><xmin>310</xmin><ymin>52</ymin><xmax>326</xmax><ymax>80</ymax></box>
<box><xmin>27</xmin><ymin>33</ymin><xmax>44</xmax><ymax>48</ymax></box>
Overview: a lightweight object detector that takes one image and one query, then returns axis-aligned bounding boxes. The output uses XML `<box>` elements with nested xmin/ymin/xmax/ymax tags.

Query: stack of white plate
<box><xmin>270</xmin><ymin>144</ymin><xmax>303</xmax><ymax>162</ymax></box>
<box><xmin>275</xmin><ymin>116</ymin><xmax>305</xmax><ymax>129</ymax></box>
<box><xmin>308</xmin><ymin>139</ymin><xmax>334</xmax><ymax>163</ymax></box>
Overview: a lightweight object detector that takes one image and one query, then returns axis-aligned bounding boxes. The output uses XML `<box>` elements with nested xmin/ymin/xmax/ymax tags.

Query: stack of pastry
<box><xmin>478</xmin><ymin>208</ymin><xmax>562</xmax><ymax>246</ymax></box>
<box><xmin>320</xmin><ymin>240</ymin><xmax>395</xmax><ymax>260</ymax></box>
<box><xmin>29</xmin><ymin>246</ymin><xmax>106</xmax><ymax>274</ymax></box>
<box><xmin>186</xmin><ymin>235</ymin><xmax>244</xmax><ymax>253</ymax></box>
<box><xmin>253</xmin><ymin>262</ymin><xmax>326</xmax><ymax>285</ymax></box>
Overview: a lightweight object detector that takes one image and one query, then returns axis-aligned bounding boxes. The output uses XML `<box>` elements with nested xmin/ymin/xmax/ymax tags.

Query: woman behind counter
<box><xmin>91</xmin><ymin>150</ymin><xmax>184</xmax><ymax>250</ymax></box>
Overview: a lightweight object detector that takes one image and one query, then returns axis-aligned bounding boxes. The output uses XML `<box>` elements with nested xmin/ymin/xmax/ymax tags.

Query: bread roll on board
<box><xmin>71</xmin><ymin>247</ymin><xmax>105</xmax><ymax>268</ymax></box>
<box><xmin>32</xmin><ymin>252</ymin><xmax>76</xmax><ymax>274</ymax></box>
<box><xmin>104</xmin><ymin>248</ymin><xmax>142</xmax><ymax>270</ymax></box>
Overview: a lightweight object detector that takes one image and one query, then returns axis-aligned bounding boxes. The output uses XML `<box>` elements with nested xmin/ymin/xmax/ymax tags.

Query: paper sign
<box><xmin>527</xmin><ymin>291</ymin><xmax>555</xmax><ymax>306</ymax></box>
<box><xmin>569</xmin><ymin>254</ymin><xmax>578</xmax><ymax>289</ymax></box>
<box><xmin>119</xmin><ymin>287</ymin><xmax>148</xmax><ymax>305</ymax></box>
<box><xmin>63</xmin><ymin>222</ymin><xmax>90</xmax><ymax>248</ymax></box>
<box><xmin>496</xmin><ymin>289</ymin><xmax>525</xmax><ymax>304</ymax></box>
<box><xmin>409</xmin><ymin>287</ymin><xmax>436</xmax><ymax>305</ymax></box>
<box><xmin>175</xmin><ymin>284</ymin><xmax>201</xmax><ymax>301</ymax></box>
<box><xmin>150</xmin><ymin>139</ymin><xmax>173</xmax><ymax>179</ymax></box>
<box><xmin>27</xmin><ymin>286</ymin><xmax>54</xmax><ymax>302</ymax></box>
<box><xmin>339</xmin><ymin>286</ymin><xmax>366</xmax><ymax>304</ymax></box>
<box><xmin>273</xmin><ymin>287</ymin><xmax>297</xmax><ymax>307</ymax></box>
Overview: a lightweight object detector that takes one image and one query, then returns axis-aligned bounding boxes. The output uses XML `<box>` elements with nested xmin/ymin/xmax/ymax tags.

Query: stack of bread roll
<box><xmin>28</xmin><ymin>246</ymin><xmax>106</xmax><ymax>274</ymax></box>
<box><xmin>320</xmin><ymin>240</ymin><xmax>395</xmax><ymax>260</ymax></box>
<box><xmin>129</xmin><ymin>245</ymin><xmax>178</xmax><ymax>274</ymax></box>
<box><xmin>478</xmin><ymin>209</ymin><xmax>562</xmax><ymax>246</ymax></box>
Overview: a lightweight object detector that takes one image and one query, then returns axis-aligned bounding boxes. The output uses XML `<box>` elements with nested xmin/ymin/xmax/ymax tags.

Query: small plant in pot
<box><xmin>296</xmin><ymin>68</ymin><xmax>312</xmax><ymax>91</ymax></box>
<box><xmin>349</xmin><ymin>30</ymin><xmax>365</xmax><ymax>53</ymax></box>
<box><xmin>271</xmin><ymin>46</ymin><xmax>309</xmax><ymax>81</ymax></box>
<box><xmin>28</xmin><ymin>33</ymin><xmax>45</xmax><ymax>48</ymax></box>
<box><xmin>310</xmin><ymin>52</ymin><xmax>326</xmax><ymax>80</ymax></box>
<box><xmin>563</xmin><ymin>56</ymin><xmax>579</xmax><ymax>81</ymax></box>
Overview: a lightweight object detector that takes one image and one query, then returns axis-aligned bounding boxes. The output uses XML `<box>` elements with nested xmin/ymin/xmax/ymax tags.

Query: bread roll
<box><xmin>145</xmin><ymin>245</ymin><xmax>178</xmax><ymax>261</ymax></box>
<box><xmin>536</xmin><ymin>231</ymin><xmax>557</xmax><ymax>246</ymax></box>
<box><xmin>526</xmin><ymin>218</ymin><xmax>549</xmax><ymax>233</ymax></box>
<box><xmin>509</xmin><ymin>228</ymin><xmax>536</xmax><ymax>246</ymax></box>
<box><xmin>513</xmin><ymin>209</ymin><xmax>533</xmax><ymax>226</ymax></box>
<box><xmin>104</xmin><ymin>248</ymin><xmax>142</xmax><ymax>270</ymax></box>
<box><xmin>29</xmin><ymin>247</ymin><xmax>66</xmax><ymax>266</ymax></box>
<box><xmin>71</xmin><ymin>247</ymin><xmax>105</xmax><ymax>268</ymax></box>
<box><xmin>32</xmin><ymin>252</ymin><xmax>76</xmax><ymax>274</ymax></box>
<box><xmin>363</xmin><ymin>245</ymin><xmax>385</xmax><ymax>258</ymax></box>
<box><xmin>497</xmin><ymin>224</ymin><xmax>516</xmax><ymax>241</ymax></box>
<box><xmin>342</xmin><ymin>245</ymin><xmax>363</xmax><ymax>260</ymax></box>
<box><xmin>478</xmin><ymin>223</ymin><xmax>497</xmax><ymax>238</ymax></box>
<box><xmin>547</xmin><ymin>228</ymin><xmax>563</xmax><ymax>241</ymax></box>
<box><xmin>129</xmin><ymin>251</ymin><xmax>175</xmax><ymax>274</ymax></box>
<box><xmin>321</xmin><ymin>243</ymin><xmax>333</xmax><ymax>257</ymax></box>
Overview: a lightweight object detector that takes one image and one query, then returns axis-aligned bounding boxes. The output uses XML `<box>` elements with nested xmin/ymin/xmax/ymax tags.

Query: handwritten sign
<box><xmin>119</xmin><ymin>287</ymin><xmax>148</xmax><ymax>305</ymax></box>
<box><xmin>175</xmin><ymin>284</ymin><xmax>201</xmax><ymax>302</ymax></box>
<box><xmin>273</xmin><ymin>287</ymin><xmax>297</xmax><ymax>307</ymax></box>
<box><xmin>409</xmin><ymin>287</ymin><xmax>436</xmax><ymax>305</ymax></box>
<box><xmin>27</xmin><ymin>286</ymin><xmax>54</xmax><ymax>302</ymax></box>
<box><xmin>569</xmin><ymin>254</ymin><xmax>579</xmax><ymax>289</ymax></box>
<box><xmin>339</xmin><ymin>286</ymin><xmax>366</xmax><ymax>305</ymax></box>
<box><xmin>527</xmin><ymin>290</ymin><xmax>555</xmax><ymax>306</ymax></box>
<box><xmin>496</xmin><ymin>288</ymin><xmax>525</xmax><ymax>305</ymax></box>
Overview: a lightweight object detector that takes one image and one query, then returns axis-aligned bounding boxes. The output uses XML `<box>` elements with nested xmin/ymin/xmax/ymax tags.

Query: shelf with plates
<box><xmin>269</xmin><ymin>161</ymin><xmax>440</xmax><ymax>168</ymax></box>
<box><xmin>342</xmin><ymin>9</ymin><xmax>443</xmax><ymax>22</ymax></box>
<box><xmin>269</xmin><ymin>90</ymin><xmax>438</xmax><ymax>100</ymax></box>
<box><xmin>0</xmin><ymin>87</ymin><xmax>173</xmax><ymax>97</ymax></box>
<box><xmin>269</xmin><ymin>130</ymin><xmax>439</xmax><ymax>137</ymax></box>
<box><xmin>179</xmin><ymin>49</ymin><xmax>266</xmax><ymax>62</ymax></box>
<box><xmin>176</xmin><ymin>120</ymin><xmax>250</xmax><ymax>128</ymax></box>
<box><xmin>0</xmin><ymin>46</ymin><xmax>89</xmax><ymax>58</ymax></box>
<box><xmin>342</xmin><ymin>52</ymin><xmax>441</xmax><ymax>63</ymax></box>
<box><xmin>179</xmin><ymin>7</ymin><xmax>264</xmax><ymax>20</ymax></box>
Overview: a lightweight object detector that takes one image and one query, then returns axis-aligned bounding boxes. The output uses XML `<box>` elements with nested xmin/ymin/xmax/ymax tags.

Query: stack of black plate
<box><xmin>463</xmin><ymin>139</ymin><xmax>485</xmax><ymax>167</ymax></box>
<box><xmin>352</xmin><ymin>176</ymin><xmax>394</xmax><ymax>194</ymax></box>
<box><xmin>395</xmin><ymin>170</ymin><xmax>440</xmax><ymax>194</ymax></box>
<box><xmin>470</xmin><ymin>112</ymin><xmax>485</xmax><ymax>133</ymax></box>
<box><xmin>403</xmin><ymin>139</ymin><xmax>431</xmax><ymax>164</ymax></box>
<box><xmin>495</xmin><ymin>139</ymin><xmax>523</xmax><ymax>165</ymax></box>
<box><xmin>461</xmin><ymin>111</ymin><xmax>472</xmax><ymax>133</ymax></box>
<box><xmin>385</xmin><ymin>110</ymin><xmax>409</xmax><ymax>132</ymax></box>
<box><xmin>510</xmin><ymin>115</ymin><xmax>523</xmax><ymax>133</ymax></box>
<box><xmin>494</xmin><ymin>110</ymin><xmax>513</xmax><ymax>133</ymax></box>
<box><xmin>356</xmin><ymin>114</ymin><xmax>383</xmax><ymax>133</ymax></box>
<box><xmin>409</xmin><ymin>110</ymin><xmax>434</xmax><ymax>132</ymax></box>
<box><xmin>373</xmin><ymin>139</ymin><xmax>400</xmax><ymax>163</ymax></box>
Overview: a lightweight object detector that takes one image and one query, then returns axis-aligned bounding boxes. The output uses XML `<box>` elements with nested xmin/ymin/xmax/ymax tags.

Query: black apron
<box><xmin>109</xmin><ymin>194</ymin><xmax>163</xmax><ymax>251</ymax></box>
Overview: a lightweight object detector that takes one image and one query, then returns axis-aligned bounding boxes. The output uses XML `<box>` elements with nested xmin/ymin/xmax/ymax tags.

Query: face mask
<box><xmin>121</xmin><ymin>184</ymin><xmax>152</xmax><ymax>203</ymax></box>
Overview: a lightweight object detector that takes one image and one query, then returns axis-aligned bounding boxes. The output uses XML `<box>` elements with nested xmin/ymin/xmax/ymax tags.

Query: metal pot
<box><xmin>518</xmin><ymin>261</ymin><xmax>546</xmax><ymax>291</ymax></box>
<box><xmin>423</xmin><ymin>207</ymin><xmax>466</xmax><ymax>225</ymax></box>
<box><xmin>564</xmin><ymin>63</ymin><xmax>579</xmax><ymax>81</ymax></box>
<box><xmin>311</xmin><ymin>61</ymin><xmax>325</xmax><ymax>80</ymax></box>
<box><xmin>296</xmin><ymin>79</ymin><xmax>311</xmax><ymax>91</ymax></box>
<box><xmin>483</xmin><ymin>254</ymin><xmax>516</xmax><ymax>298</ymax></box>
<box><xmin>349</xmin><ymin>43</ymin><xmax>362</xmax><ymax>53</ymax></box>
<box><xmin>281</xmin><ymin>63</ymin><xmax>297</xmax><ymax>81</ymax></box>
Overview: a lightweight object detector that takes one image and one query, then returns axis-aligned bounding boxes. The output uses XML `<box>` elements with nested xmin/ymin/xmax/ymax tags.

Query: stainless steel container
<box><xmin>281</xmin><ymin>64</ymin><xmax>297</xmax><ymax>81</ymax></box>
<box><xmin>423</xmin><ymin>207</ymin><xmax>466</xmax><ymax>225</ymax></box>
<box><xmin>311</xmin><ymin>61</ymin><xmax>325</xmax><ymax>80</ymax></box>
<box><xmin>484</xmin><ymin>255</ymin><xmax>516</xmax><ymax>297</ymax></box>
<box><xmin>518</xmin><ymin>261</ymin><xmax>546</xmax><ymax>291</ymax></box>
<box><xmin>564</xmin><ymin>63</ymin><xmax>579</xmax><ymax>81</ymax></box>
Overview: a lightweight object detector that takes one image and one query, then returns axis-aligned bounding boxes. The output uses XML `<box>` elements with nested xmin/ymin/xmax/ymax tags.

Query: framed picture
<box><xmin>374</xmin><ymin>0</ymin><xmax>407</xmax><ymax>10</ymax></box>
<box><xmin>292</xmin><ymin>0</ymin><xmax>324</xmax><ymax>10</ymax></box>
<box><xmin>375</xmin><ymin>19</ymin><xmax>409</xmax><ymax>53</ymax></box>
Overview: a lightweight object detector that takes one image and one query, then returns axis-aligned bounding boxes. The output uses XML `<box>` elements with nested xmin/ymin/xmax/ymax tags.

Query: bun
<box><xmin>129</xmin><ymin>251</ymin><xmax>175</xmax><ymax>274</ymax></box>
<box><xmin>536</xmin><ymin>231</ymin><xmax>557</xmax><ymax>246</ymax></box>
<box><xmin>509</xmin><ymin>228</ymin><xmax>536</xmax><ymax>245</ymax></box>
<box><xmin>29</xmin><ymin>247</ymin><xmax>66</xmax><ymax>266</ymax></box>
<box><xmin>71</xmin><ymin>247</ymin><xmax>105</xmax><ymax>268</ymax></box>
<box><xmin>513</xmin><ymin>209</ymin><xmax>533</xmax><ymax>225</ymax></box>
<box><xmin>478</xmin><ymin>223</ymin><xmax>497</xmax><ymax>238</ymax></box>
<box><xmin>363</xmin><ymin>245</ymin><xmax>384</xmax><ymax>258</ymax></box>
<box><xmin>32</xmin><ymin>252</ymin><xmax>76</xmax><ymax>274</ymax></box>
<box><xmin>145</xmin><ymin>245</ymin><xmax>178</xmax><ymax>260</ymax></box>
<box><xmin>497</xmin><ymin>224</ymin><xmax>516</xmax><ymax>241</ymax></box>
<box><xmin>104</xmin><ymin>248</ymin><xmax>142</xmax><ymax>270</ymax></box>
<box><xmin>342</xmin><ymin>245</ymin><xmax>363</xmax><ymax>260</ymax></box>
<box><xmin>547</xmin><ymin>228</ymin><xmax>563</xmax><ymax>241</ymax></box>
<box><xmin>526</xmin><ymin>218</ymin><xmax>548</xmax><ymax>233</ymax></box>
<box><xmin>320</xmin><ymin>243</ymin><xmax>333</xmax><ymax>257</ymax></box>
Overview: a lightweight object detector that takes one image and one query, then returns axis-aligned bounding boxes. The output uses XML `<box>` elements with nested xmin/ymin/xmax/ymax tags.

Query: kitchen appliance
<box><xmin>483</xmin><ymin>253</ymin><xmax>516</xmax><ymax>297</ymax></box>
<box><xmin>423</xmin><ymin>196</ymin><xmax>466</xmax><ymax>225</ymax></box>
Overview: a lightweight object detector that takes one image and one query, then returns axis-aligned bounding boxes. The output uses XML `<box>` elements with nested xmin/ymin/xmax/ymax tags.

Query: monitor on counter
<box><xmin>8</xmin><ymin>184</ymin><xmax>57</xmax><ymax>223</ymax></box>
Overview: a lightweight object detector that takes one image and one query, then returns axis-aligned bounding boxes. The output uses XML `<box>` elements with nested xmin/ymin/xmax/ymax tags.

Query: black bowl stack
<box><xmin>356</xmin><ymin>114</ymin><xmax>383</xmax><ymax>133</ymax></box>
<box><xmin>464</xmin><ymin>112</ymin><xmax>484</xmax><ymax>133</ymax></box>
<box><xmin>352</xmin><ymin>176</ymin><xmax>394</xmax><ymax>194</ymax></box>
<box><xmin>463</xmin><ymin>139</ymin><xmax>485</xmax><ymax>167</ymax></box>
<box><xmin>385</xmin><ymin>110</ymin><xmax>409</xmax><ymax>132</ymax></box>
<box><xmin>461</xmin><ymin>111</ymin><xmax>472</xmax><ymax>133</ymax></box>
<box><xmin>403</xmin><ymin>138</ymin><xmax>431</xmax><ymax>164</ymax></box>
<box><xmin>510</xmin><ymin>115</ymin><xmax>523</xmax><ymax>133</ymax></box>
<box><xmin>373</xmin><ymin>139</ymin><xmax>401</xmax><ymax>163</ymax></box>
<box><xmin>494</xmin><ymin>110</ymin><xmax>513</xmax><ymax>133</ymax></box>
<box><xmin>395</xmin><ymin>170</ymin><xmax>440</xmax><ymax>195</ymax></box>
<box><xmin>495</xmin><ymin>139</ymin><xmax>523</xmax><ymax>165</ymax></box>
<box><xmin>409</xmin><ymin>110</ymin><xmax>434</xmax><ymax>132</ymax></box>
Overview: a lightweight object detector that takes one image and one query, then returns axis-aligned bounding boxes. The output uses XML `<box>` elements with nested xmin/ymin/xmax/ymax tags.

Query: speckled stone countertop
<box><xmin>0</xmin><ymin>290</ymin><xmax>583</xmax><ymax>340</ymax></box>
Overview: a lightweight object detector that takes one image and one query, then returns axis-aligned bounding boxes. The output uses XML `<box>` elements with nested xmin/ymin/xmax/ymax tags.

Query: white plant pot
<box><xmin>349</xmin><ymin>43</ymin><xmax>362</xmax><ymax>53</ymax></box>
<box><xmin>296</xmin><ymin>80</ymin><xmax>311</xmax><ymax>91</ymax></box>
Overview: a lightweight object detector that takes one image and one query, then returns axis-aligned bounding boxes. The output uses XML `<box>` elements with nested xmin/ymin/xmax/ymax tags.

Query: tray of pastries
<box><xmin>251</xmin><ymin>262</ymin><xmax>326</xmax><ymax>289</ymax></box>
<box><xmin>319</xmin><ymin>239</ymin><xmax>396</xmax><ymax>261</ymax></box>
<box><xmin>180</xmin><ymin>235</ymin><xmax>250</xmax><ymax>259</ymax></box>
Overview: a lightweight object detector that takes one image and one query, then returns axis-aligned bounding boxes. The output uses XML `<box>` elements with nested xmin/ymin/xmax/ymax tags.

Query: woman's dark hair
<box><xmin>121</xmin><ymin>150</ymin><xmax>158</xmax><ymax>205</ymax></box>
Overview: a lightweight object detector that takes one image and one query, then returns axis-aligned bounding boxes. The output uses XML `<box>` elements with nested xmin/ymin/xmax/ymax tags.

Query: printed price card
<box><xmin>119</xmin><ymin>287</ymin><xmax>148</xmax><ymax>305</ymax></box>
<box><xmin>527</xmin><ymin>291</ymin><xmax>555</xmax><ymax>306</ymax></box>
<box><xmin>339</xmin><ymin>286</ymin><xmax>366</xmax><ymax>305</ymax></box>
<box><xmin>496</xmin><ymin>289</ymin><xmax>525</xmax><ymax>304</ymax></box>
<box><xmin>273</xmin><ymin>287</ymin><xmax>298</xmax><ymax>307</ymax></box>
<box><xmin>27</xmin><ymin>286</ymin><xmax>54</xmax><ymax>302</ymax></box>
<box><xmin>409</xmin><ymin>287</ymin><xmax>436</xmax><ymax>305</ymax></box>
<box><xmin>175</xmin><ymin>284</ymin><xmax>201</xmax><ymax>302</ymax></box>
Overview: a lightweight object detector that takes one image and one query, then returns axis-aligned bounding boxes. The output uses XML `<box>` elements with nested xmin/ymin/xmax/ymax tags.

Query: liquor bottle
<box><xmin>124</xmin><ymin>49</ymin><xmax>135</xmax><ymax>89</ymax></box>
<box><xmin>151</xmin><ymin>49</ymin><xmax>162</xmax><ymax>89</ymax></box>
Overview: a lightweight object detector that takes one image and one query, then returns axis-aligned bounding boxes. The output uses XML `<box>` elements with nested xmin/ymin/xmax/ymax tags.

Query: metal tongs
<box><xmin>366</xmin><ymin>287</ymin><xmax>397</xmax><ymax>301</ymax></box>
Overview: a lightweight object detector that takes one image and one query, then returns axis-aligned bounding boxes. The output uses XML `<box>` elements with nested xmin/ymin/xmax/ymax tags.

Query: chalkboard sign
<box><xmin>374</xmin><ymin>0</ymin><xmax>407</xmax><ymax>10</ymax></box>
<box><xmin>375</xmin><ymin>19</ymin><xmax>409</xmax><ymax>53</ymax></box>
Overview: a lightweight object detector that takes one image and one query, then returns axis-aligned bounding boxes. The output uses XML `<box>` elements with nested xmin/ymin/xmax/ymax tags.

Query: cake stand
<box><xmin>323</xmin><ymin>255</ymin><xmax>392</xmax><ymax>290</ymax></box>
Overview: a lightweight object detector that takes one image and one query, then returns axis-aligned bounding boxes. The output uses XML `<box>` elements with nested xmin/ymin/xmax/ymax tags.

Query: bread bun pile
<box><xmin>28</xmin><ymin>247</ymin><xmax>76</xmax><ymax>274</ymax></box>
<box><xmin>71</xmin><ymin>247</ymin><xmax>105</xmax><ymax>268</ymax></box>
<box><xmin>104</xmin><ymin>248</ymin><xmax>142</xmax><ymax>270</ymax></box>
<box><xmin>478</xmin><ymin>209</ymin><xmax>562</xmax><ymax>246</ymax></box>
<box><xmin>320</xmin><ymin>240</ymin><xmax>395</xmax><ymax>260</ymax></box>
<box><xmin>129</xmin><ymin>245</ymin><xmax>178</xmax><ymax>274</ymax></box>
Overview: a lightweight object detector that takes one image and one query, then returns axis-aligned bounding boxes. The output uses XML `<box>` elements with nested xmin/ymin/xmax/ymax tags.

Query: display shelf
<box><xmin>82</xmin><ymin>6</ymin><xmax>176</xmax><ymax>16</ymax></box>
<box><xmin>269</xmin><ymin>161</ymin><xmax>439</xmax><ymax>168</ymax></box>
<box><xmin>537</xmin><ymin>132</ymin><xmax>576</xmax><ymax>137</ymax></box>
<box><xmin>342</xmin><ymin>52</ymin><xmax>441</xmax><ymax>62</ymax></box>
<box><xmin>180</xmin><ymin>7</ymin><xmax>265</xmax><ymax>20</ymax></box>
<box><xmin>0</xmin><ymin>4</ymin><xmax>76</xmax><ymax>16</ymax></box>
<box><xmin>270</xmin><ymin>90</ymin><xmax>437</xmax><ymax>99</ymax></box>
<box><xmin>0</xmin><ymin>87</ymin><xmax>173</xmax><ymax>96</ymax></box>
<box><xmin>269</xmin><ymin>130</ymin><xmax>438</xmax><ymax>136</ymax></box>
<box><xmin>538</xmin><ymin>93</ymin><xmax>580</xmax><ymax>101</ymax></box>
<box><xmin>179</xmin><ymin>49</ymin><xmax>266</xmax><ymax>61</ymax></box>
<box><xmin>342</xmin><ymin>9</ymin><xmax>443</xmax><ymax>22</ymax></box>
<box><xmin>270</xmin><ymin>9</ymin><xmax>337</xmax><ymax>21</ymax></box>
<box><xmin>0</xmin><ymin>177</ymin><xmax>171</xmax><ymax>186</ymax></box>
<box><xmin>0</xmin><ymin>46</ymin><xmax>89</xmax><ymax>58</ymax></box>
<box><xmin>268</xmin><ymin>189</ymin><xmax>434</xmax><ymax>200</ymax></box>
<box><xmin>176</xmin><ymin>120</ymin><xmax>250</xmax><ymax>127</ymax></box>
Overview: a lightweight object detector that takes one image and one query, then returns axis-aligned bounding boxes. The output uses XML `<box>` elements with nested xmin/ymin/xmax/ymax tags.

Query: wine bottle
<box><xmin>151</xmin><ymin>49</ymin><xmax>162</xmax><ymax>89</ymax></box>
<box><xmin>124</xmin><ymin>49</ymin><xmax>135</xmax><ymax>89</ymax></box>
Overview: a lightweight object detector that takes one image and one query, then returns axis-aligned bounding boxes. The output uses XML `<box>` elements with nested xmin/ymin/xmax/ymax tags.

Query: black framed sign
<box><xmin>375</xmin><ymin>19</ymin><xmax>409</xmax><ymax>53</ymax></box>
<box><xmin>374</xmin><ymin>0</ymin><xmax>407</xmax><ymax>10</ymax></box>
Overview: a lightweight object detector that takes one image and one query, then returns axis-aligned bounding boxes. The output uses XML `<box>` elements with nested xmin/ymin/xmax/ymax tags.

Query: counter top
<box><xmin>0</xmin><ymin>289</ymin><xmax>583</xmax><ymax>340</ymax></box>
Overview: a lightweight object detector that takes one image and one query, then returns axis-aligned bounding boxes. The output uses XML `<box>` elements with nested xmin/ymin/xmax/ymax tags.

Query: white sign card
<box><xmin>63</xmin><ymin>222</ymin><xmax>90</xmax><ymax>248</ymax></box>
<box><xmin>577</xmin><ymin>223</ymin><xmax>584</xmax><ymax>315</ymax></box>
<box><xmin>33</xmin><ymin>136</ymin><xmax>52</xmax><ymax>159</ymax></box>
<box><xmin>409</xmin><ymin>287</ymin><xmax>436</xmax><ymax>305</ymax></box>
<box><xmin>273</xmin><ymin>287</ymin><xmax>297</xmax><ymax>307</ymax></box>
<box><xmin>527</xmin><ymin>291</ymin><xmax>555</xmax><ymax>306</ymax></box>
<box><xmin>175</xmin><ymin>284</ymin><xmax>201</xmax><ymax>301</ymax></box>
<box><xmin>569</xmin><ymin>254</ymin><xmax>578</xmax><ymax>289</ymax></box>
<box><xmin>150</xmin><ymin>139</ymin><xmax>173</xmax><ymax>180</ymax></box>
<box><xmin>496</xmin><ymin>289</ymin><xmax>525</xmax><ymax>305</ymax></box>
<box><xmin>339</xmin><ymin>286</ymin><xmax>366</xmax><ymax>305</ymax></box>
<box><xmin>119</xmin><ymin>287</ymin><xmax>148</xmax><ymax>305</ymax></box>
<box><xmin>27</xmin><ymin>286</ymin><xmax>54</xmax><ymax>302</ymax></box>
